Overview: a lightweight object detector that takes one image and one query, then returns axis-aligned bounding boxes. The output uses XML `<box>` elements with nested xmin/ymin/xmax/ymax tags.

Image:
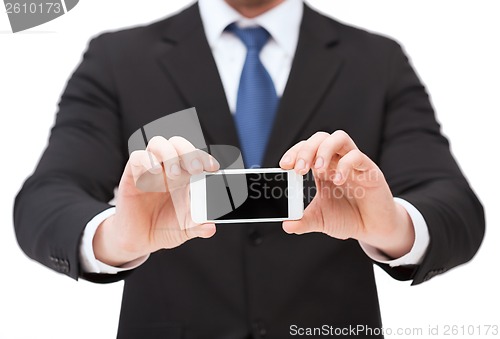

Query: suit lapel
<box><xmin>155</xmin><ymin>4</ymin><xmax>240</xmax><ymax>150</ymax></box>
<box><xmin>262</xmin><ymin>5</ymin><xmax>344</xmax><ymax>167</ymax></box>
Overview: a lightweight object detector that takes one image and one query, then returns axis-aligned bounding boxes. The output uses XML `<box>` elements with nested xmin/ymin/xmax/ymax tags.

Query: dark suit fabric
<box><xmin>14</xmin><ymin>3</ymin><xmax>484</xmax><ymax>338</ymax></box>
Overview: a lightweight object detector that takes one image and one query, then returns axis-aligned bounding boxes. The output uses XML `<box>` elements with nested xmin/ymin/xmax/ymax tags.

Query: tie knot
<box><xmin>226</xmin><ymin>24</ymin><xmax>270</xmax><ymax>51</ymax></box>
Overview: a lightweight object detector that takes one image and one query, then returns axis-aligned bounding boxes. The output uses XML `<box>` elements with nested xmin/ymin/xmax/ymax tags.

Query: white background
<box><xmin>1</xmin><ymin>1</ymin><xmax>499</xmax><ymax>338</ymax></box>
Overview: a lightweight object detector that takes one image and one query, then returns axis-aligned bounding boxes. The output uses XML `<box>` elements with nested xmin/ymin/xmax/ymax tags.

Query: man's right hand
<box><xmin>93</xmin><ymin>136</ymin><xmax>219</xmax><ymax>267</ymax></box>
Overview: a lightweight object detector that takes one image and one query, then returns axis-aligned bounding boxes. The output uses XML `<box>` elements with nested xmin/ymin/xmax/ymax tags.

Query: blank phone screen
<box><xmin>206</xmin><ymin>172</ymin><xmax>289</xmax><ymax>220</ymax></box>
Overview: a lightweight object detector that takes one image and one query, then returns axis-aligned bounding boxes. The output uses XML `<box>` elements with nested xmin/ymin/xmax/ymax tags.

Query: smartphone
<box><xmin>190</xmin><ymin>168</ymin><xmax>303</xmax><ymax>223</ymax></box>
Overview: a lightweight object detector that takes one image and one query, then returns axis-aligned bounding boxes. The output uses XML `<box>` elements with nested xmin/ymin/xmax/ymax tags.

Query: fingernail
<box><xmin>170</xmin><ymin>163</ymin><xmax>181</xmax><ymax>176</ymax></box>
<box><xmin>282</xmin><ymin>155</ymin><xmax>291</xmax><ymax>164</ymax></box>
<box><xmin>296</xmin><ymin>159</ymin><xmax>305</xmax><ymax>170</ymax></box>
<box><xmin>210</xmin><ymin>157</ymin><xmax>220</xmax><ymax>170</ymax></box>
<box><xmin>314</xmin><ymin>157</ymin><xmax>324</xmax><ymax>169</ymax></box>
<box><xmin>334</xmin><ymin>172</ymin><xmax>342</xmax><ymax>184</ymax></box>
<box><xmin>192</xmin><ymin>159</ymin><xmax>202</xmax><ymax>170</ymax></box>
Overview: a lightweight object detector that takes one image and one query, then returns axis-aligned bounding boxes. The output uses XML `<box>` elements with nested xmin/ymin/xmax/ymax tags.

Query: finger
<box><xmin>279</xmin><ymin>140</ymin><xmax>306</xmax><ymax>169</ymax></box>
<box><xmin>294</xmin><ymin>132</ymin><xmax>330</xmax><ymax>175</ymax></box>
<box><xmin>129</xmin><ymin>150</ymin><xmax>162</xmax><ymax>175</ymax></box>
<box><xmin>334</xmin><ymin>149</ymin><xmax>378</xmax><ymax>185</ymax></box>
<box><xmin>314</xmin><ymin>130</ymin><xmax>358</xmax><ymax>173</ymax></box>
<box><xmin>201</xmin><ymin>152</ymin><xmax>220</xmax><ymax>173</ymax></box>
<box><xmin>169</xmin><ymin>136</ymin><xmax>208</xmax><ymax>175</ymax></box>
<box><xmin>128</xmin><ymin>150</ymin><xmax>166</xmax><ymax>192</ymax></box>
<box><xmin>146</xmin><ymin>136</ymin><xmax>181</xmax><ymax>179</ymax></box>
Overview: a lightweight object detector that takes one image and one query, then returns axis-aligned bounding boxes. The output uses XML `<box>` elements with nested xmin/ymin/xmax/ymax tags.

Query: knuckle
<box><xmin>294</xmin><ymin>140</ymin><xmax>307</xmax><ymax>149</ymax></box>
<box><xmin>344</xmin><ymin>150</ymin><xmax>366</xmax><ymax>169</ymax></box>
<box><xmin>312</xmin><ymin>131</ymin><xmax>330</xmax><ymax>139</ymax></box>
<box><xmin>287</xmin><ymin>140</ymin><xmax>306</xmax><ymax>155</ymax></box>
<box><xmin>168</xmin><ymin>135</ymin><xmax>183</xmax><ymax>141</ymax></box>
<box><xmin>340</xmin><ymin>152</ymin><xmax>354</xmax><ymax>164</ymax></box>
<box><xmin>332</xmin><ymin>130</ymin><xmax>349</xmax><ymax>142</ymax></box>
<box><xmin>129</xmin><ymin>150</ymin><xmax>144</xmax><ymax>159</ymax></box>
<box><xmin>129</xmin><ymin>150</ymin><xmax>147</xmax><ymax>165</ymax></box>
<box><xmin>170</xmin><ymin>136</ymin><xmax>196</xmax><ymax>152</ymax></box>
<box><xmin>351</xmin><ymin>149</ymin><xmax>363</xmax><ymax>158</ymax></box>
<box><xmin>317</xmin><ymin>139</ymin><xmax>332</xmax><ymax>153</ymax></box>
<box><xmin>148</xmin><ymin>135</ymin><xmax>167</xmax><ymax>147</ymax></box>
<box><xmin>197</xmin><ymin>149</ymin><xmax>209</xmax><ymax>157</ymax></box>
<box><xmin>169</xmin><ymin>136</ymin><xmax>189</xmax><ymax>145</ymax></box>
<box><xmin>297</xmin><ymin>145</ymin><xmax>315</xmax><ymax>158</ymax></box>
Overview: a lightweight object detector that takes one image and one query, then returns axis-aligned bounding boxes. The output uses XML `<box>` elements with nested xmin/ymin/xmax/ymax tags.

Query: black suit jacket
<box><xmin>14</xmin><ymin>3</ymin><xmax>484</xmax><ymax>338</ymax></box>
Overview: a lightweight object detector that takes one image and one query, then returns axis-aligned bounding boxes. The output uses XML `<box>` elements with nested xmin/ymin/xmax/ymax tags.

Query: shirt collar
<box><xmin>198</xmin><ymin>0</ymin><xmax>303</xmax><ymax>57</ymax></box>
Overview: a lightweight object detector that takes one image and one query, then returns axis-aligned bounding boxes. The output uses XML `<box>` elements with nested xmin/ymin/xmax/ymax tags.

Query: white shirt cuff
<box><xmin>359</xmin><ymin>197</ymin><xmax>430</xmax><ymax>267</ymax></box>
<box><xmin>79</xmin><ymin>207</ymin><xmax>149</xmax><ymax>274</ymax></box>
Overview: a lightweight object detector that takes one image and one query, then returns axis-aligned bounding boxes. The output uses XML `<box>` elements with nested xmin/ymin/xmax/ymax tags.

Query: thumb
<box><xmin>282</xmin><ymin>207</ymin><xmax>322</xmax><ymax>235</ymax></box>
<box><xmin>185</xmin><ymin>223</ymin><xmax>217</xmax><ymax>239</ymax></box>
<box><xmin>282</xmin><ymin>219</ymin><xmax>305</xmax><ymax>234</ymax></box>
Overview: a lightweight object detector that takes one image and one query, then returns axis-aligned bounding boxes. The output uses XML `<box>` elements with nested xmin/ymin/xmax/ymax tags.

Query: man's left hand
<box><xmin>280</xmin><ymin>131</ymin><xmax>415</xmax><ymax>259</ymax></box>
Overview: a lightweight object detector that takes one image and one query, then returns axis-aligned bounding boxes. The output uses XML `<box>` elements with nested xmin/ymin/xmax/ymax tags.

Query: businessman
<box><xmin>14</xmin><ymin>0</ymin><xmax>485</xmax><ymax>338</ymax></box>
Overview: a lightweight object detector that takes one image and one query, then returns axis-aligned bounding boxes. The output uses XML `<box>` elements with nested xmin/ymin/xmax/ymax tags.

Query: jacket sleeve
<box><xmin>377</xmin><ymin>42</ymin><xmax>485</xmax><ymax>285</ymax></box>
<box><xmin>14</xmin><ymin>34</ymin><xmax>129</xmax><ymax>282</ymax></box>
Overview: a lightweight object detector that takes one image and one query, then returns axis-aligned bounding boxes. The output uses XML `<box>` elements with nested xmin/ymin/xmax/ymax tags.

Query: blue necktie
<box><xmin>227</xmin><ymin>24</ymin><xmax>279</xmax><ymax>168</ymax></box>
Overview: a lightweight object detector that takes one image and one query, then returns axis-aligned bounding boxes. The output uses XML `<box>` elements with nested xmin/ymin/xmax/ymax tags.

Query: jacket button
<box><xmin>249</xmin><ymin>229</ymin><xmax>263</xmax><ymax>246</ymax></box>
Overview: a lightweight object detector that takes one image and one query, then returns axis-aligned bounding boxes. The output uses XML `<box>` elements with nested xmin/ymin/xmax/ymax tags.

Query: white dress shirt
<box><xmin>80</xmin><ymin>0</ymin><xmax>430</xmax><ymax>274</ymax></box>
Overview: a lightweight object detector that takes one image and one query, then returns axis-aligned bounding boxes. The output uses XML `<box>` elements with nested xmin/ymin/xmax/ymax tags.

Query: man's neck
<box><xmin>224</xmin><ymin>0</ymin><xmax>285</xmax><ymax>18</ymax></box>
